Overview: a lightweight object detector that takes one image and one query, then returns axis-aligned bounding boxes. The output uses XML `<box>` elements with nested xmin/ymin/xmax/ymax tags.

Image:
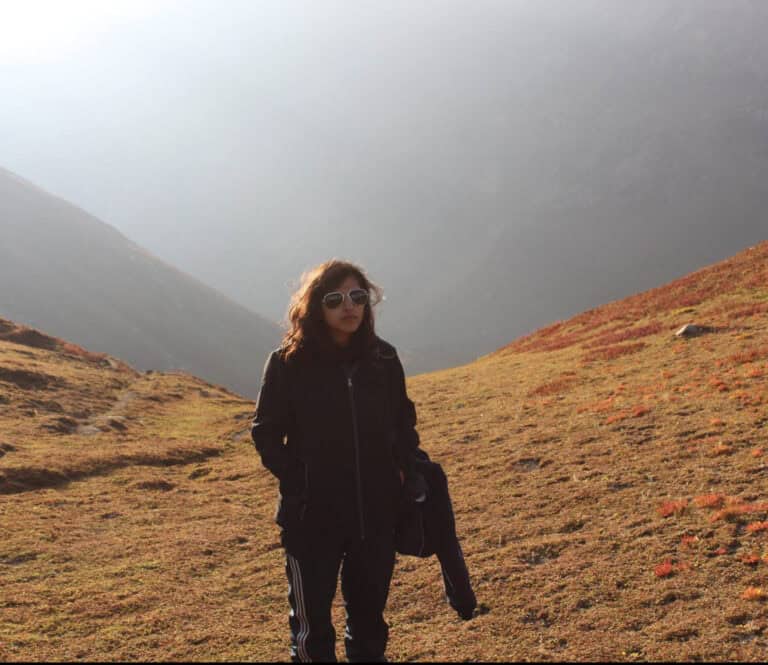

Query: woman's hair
<box><xmin>281</xmin><ymin>259</ymin><xmax>384</xmax><ymax>362</ymax></box>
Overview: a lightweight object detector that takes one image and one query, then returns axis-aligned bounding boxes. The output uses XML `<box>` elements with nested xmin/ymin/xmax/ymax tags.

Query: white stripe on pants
<box><xmin>288</xmin><ymin>553</ymin><xmax>312</xmax><ymax>662</ymax></box>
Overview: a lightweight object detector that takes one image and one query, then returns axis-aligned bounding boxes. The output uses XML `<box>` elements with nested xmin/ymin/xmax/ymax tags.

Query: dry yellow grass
<box><xmin>2</xmin><ymin>241</ymin><xmax>768</xmax><ymax>661</ymax></box>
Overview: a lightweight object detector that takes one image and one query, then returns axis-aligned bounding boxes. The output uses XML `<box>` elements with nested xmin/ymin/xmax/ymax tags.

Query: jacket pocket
<box><xmin>276</xmin><ymin>459</ymin><xmax>310</xmax><ymax>529</ymax></box>
<box><xmin>275</xmin><ymin>493</ymin><xmax>307</xmax><ymax>529</ymax></box>
<box><xmin>278</xmin><ymin>458</ymin><xmax>307</xmax><ymax>497</ymax></box>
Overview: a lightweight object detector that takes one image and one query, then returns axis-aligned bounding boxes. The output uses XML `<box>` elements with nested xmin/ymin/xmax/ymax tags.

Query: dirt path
<box><xmin>76</xmin><ymin>387</ymin><xmax>139</xmax><ymax>435</ymax></box>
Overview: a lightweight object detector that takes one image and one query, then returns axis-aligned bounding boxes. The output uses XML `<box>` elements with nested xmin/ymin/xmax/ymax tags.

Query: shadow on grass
<box><xmin>0</xmin><ymin>446</ymin><xmax>222</xmax><ymax>494</ymax></box>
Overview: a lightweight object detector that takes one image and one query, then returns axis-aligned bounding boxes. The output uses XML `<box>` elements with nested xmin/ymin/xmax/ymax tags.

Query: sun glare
<box><xmin>0</xmin><ymin>0</ymin><xmax>168</xmax><ymax>64</ymax></box>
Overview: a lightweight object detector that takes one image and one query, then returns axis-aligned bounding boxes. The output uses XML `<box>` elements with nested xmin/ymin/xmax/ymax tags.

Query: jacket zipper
<box><xmin>300</xmin><ymin>463</ymin><xmax>310</xmax><ymax>521</ymax></box>
<box><xmin>345</xmin><ymin>364</ymin><xmax>365</xmax><ymax>540</ymax></box>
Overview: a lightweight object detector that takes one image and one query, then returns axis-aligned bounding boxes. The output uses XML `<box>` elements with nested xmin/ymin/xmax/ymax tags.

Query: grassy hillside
<box><xmin>2</xmin><ymin>241</ymin><xmax>768</xmax><ymax>661</ymax></box>
<box><xmin>0</xmin><ymin>167</ymin><xmax>281</xmax><ymax>398</ymax></box>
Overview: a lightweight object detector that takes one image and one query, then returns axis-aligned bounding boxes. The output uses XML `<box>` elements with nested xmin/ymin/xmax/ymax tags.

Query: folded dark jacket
<box><xmin>395</xmin><ymin>449</ymin><xmax>477</xmax><ymax>620</ymax></box>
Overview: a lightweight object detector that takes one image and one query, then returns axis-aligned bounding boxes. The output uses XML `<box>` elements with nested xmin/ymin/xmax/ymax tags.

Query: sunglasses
<box><xmin>322</xmin><ymin>288</ymin><xmax>369</xmax><ymax>309</ymax></box>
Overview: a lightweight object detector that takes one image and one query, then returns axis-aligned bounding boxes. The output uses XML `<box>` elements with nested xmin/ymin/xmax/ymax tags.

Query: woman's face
<box><xmin>321</xmin><ymin>274</ymin><xmax>366</xmax><ymax>345</ymax></box>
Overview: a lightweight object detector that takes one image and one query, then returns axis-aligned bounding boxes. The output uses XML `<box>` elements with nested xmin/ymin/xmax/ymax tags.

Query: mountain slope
<box><xmin>0</xmin><ymin>167</ymin><xmax>281</xmax><ymax>397</ymax></box>
<box><xmin>31</xmin><ymin>0</ymin><xmax>767</xmax><ymax>377</ymax></box>
<box><xmin>2</xmin><ymin>241</ymin><xmax>768</xmax><ymax>661</ymax></box>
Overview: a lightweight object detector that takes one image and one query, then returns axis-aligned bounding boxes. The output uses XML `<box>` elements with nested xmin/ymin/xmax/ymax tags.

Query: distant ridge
<box><xmin>496</xmin><ymin>240</ymin><xmax>768</xmax><ymax>356</ymax></box>
<box><xmin>0</xmin><ymin>167</ymin><xmax>281</xmax><ymax>397</ymax></box>
<box><xmin>0</xmin><ymin>315</ymin><xmax>128</xmax><ymax>369</ymax></box>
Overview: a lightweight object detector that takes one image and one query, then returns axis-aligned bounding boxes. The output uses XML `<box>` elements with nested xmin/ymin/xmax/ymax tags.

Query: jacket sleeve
<box><xmin>251</xmin><ymin>350</ymin><xmax>296</xmax><ymax>479</ymax></box>
<box><xmin>391</xmin><ymin>350</ymin><xmax>421</xmax><ymax>472</ymax></box>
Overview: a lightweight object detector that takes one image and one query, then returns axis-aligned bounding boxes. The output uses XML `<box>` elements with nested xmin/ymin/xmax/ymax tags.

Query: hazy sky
<box><xmin>1</xmin><ymin>0</ymin><xmax>665</xmax><ymax>292</ymax></box>
<box><xmin>3</xmin><ymin>1</ymin><xmax>768</xmax><ymax>372</ymax></box>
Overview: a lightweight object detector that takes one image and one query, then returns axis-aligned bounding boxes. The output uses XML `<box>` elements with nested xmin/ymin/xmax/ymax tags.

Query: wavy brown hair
<box><xmin>280</xmin><ymin>259</ymin><xmax>384</xmax><ymax>362</ymax></box>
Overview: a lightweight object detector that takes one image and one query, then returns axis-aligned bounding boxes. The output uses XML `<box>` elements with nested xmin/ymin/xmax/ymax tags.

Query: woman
<box><xmin>251</xmin><ymin>259</ymin><xmax>421</xmax><ymax>662</ymax></box>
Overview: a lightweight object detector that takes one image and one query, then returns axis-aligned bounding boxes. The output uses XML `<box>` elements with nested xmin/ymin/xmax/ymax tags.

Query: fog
<box><xmin>3</xmin><ymin>0</ymin><xmax>768</xmax><ymax>373</ymax></box>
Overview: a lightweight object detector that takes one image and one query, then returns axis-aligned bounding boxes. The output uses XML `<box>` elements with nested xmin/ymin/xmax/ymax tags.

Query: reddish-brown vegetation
<box><xmin>728</xmin><ymin>303</ymin><xmax>768</xmax><ymax>319</ymax></box>
<box><xmin>729</xmin><ymin>346</ymin><xmax>768</xmax><ymax>366</ymax></box>
<box><xmin>654</xmin><ymin>560</ymin><xmax>675</xmax><ymax>577</ymax></box>
<box><xmin>705</xmin><ymin>300</ymin><xmax>768</xmax><ymax>320</ymax></box>
<box><xmin>710</xmin><ymin>502</ymin><xmax>768</xmax><ymax>523</ymax></box>
<box><xmin>742</xmin><ymin>587</ymin><xmax>767</xmax><ymax>601</ymax></box>
<box><xmin>694</xmin><ymin>494</ymin><xmax>726</xmax><ymax>509</ymax></box>
<box><xmin>711</xmin><ymin>442</ymin><xmax>733</xmax><ymax>456</ymax></box>
<box><xmin>497</xmin><ymin>241</ymin><xmax>768</xmax><ymax>358</ymax></box>
<box><xmin>60</xmin><ymin>341</ymin><xmax>110</xmax><ymax>364</ymax></box>
<box><xmin>582</xmin><ymin>322</ymin><xmax>664</xmax><ymax>349</ymax></box>
<box><xmin>528</xmin><ymin>375</ymin><xmax>580</xmax><ymax>397</ymax></box>
<box><xmin>708</xmin><ymin>378</ymin><xmax>729</xmax><ymax>393</ymax></box>
<box><xmin>0</xmin><ymin>317</ymin><xmax>117</xmax><ymax>366</ymax></box>
<box><xmin>658</xmin><ymin>500</ymin><xmax>688</xmax><ymax>518</ymax></box>
<box><xmin>583</xmin><ymin>342</ymin><xmax>647</xmax><ymax>363</ymax></box>
<box><xmin>578</xmin><ymin>396</ymin><xmax>615</xmax><ymax>414</ymax></box>
<box><xmin>745</xmin><ymin>521</ymin><xmax>768</xmax><ymax>534</ymax></box>
<box><xmin>604</xmin><ymin>404</ymin><xmax>653</xmax><ymax>425</ymax></box>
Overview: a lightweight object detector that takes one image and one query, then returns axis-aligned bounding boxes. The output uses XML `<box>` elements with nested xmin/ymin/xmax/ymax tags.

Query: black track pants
<box><xmin>283</xmin><ymin>528</ymin><xmax>395</xmax><ymax>662</ymax></box>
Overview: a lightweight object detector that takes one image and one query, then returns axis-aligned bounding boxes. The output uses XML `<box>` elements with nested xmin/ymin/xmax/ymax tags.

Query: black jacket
<box><xmin>396</xmin><ymin>449</ymin><xmax>477</xmax><ymax>620</ymax></box>
<box><xmin>251</xmin><ymin>336</ymin><xmax>420</xmax><ymax>540</ymax></box>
